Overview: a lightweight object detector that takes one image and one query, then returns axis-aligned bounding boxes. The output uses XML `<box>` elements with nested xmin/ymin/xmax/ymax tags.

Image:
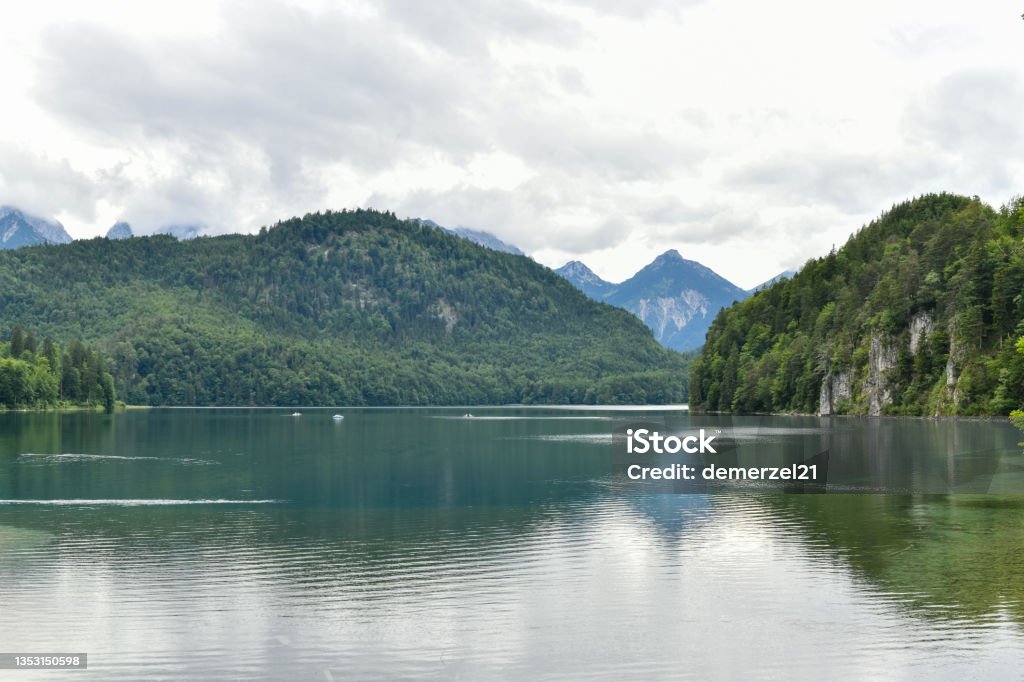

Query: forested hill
<box><xmin>0</xmin><ymin>209</ymin><xmax>688</xmax><ymax>406</ymax></box>
<box><xmin>690</xmin><ymin>193</ymin><xmax>1024</xmax><ymax>416</ymax></box>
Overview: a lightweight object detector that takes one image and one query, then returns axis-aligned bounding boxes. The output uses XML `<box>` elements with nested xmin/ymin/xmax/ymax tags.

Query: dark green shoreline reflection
<box><xmin>764</xmin><ymin>493</ymin><xmax>1024</xmax><ymax>622</ymax></box>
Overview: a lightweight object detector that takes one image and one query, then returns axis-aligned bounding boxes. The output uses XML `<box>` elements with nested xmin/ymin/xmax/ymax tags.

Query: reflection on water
<box><xmin>768</xmin><ymin>494</ymin><xmax>1024</xmax><ymax>621</ymax></box>
<box><xmin>0</xmin><ymin>409</ymin><xmax>1023</xmax><ymax>679</ymax></box>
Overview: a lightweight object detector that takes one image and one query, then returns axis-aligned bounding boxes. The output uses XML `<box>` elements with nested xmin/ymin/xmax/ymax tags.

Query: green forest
<box><xmin>0</xmin><ymin>210</ymin><xmax>688</xmax><ymax>406</ymax></box>
<box><xmin>690</xmin><ymin>193</ymin><xmax>1024</xmax><ymax>417</ymax></box>
<box><xmin>0</xmin><ymin>325</ymin><xmax>116</xmax><ymax>410</ymax></box>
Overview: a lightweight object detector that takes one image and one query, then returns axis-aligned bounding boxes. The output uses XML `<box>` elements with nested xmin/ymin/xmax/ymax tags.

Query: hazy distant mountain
<box><xmin>556</xmin><ymin>249</ymin><xmax>748</xmax><ymax>351</ymax></box>
<box><xmin>555</xmin><ymin>260</ymin><xmax>614</xmax><ymax>300</ymax></box>
<box><xmin>0</xmin><ymin>206</ymin><xmax>74</xmax><ymax>249</ymax></box>
<box><xmin>447</xmin><ymin>227</ymin><xmax>524</xmax><ymax>256</ymax></box>
<box><xmin>106</xmin><ymin>222</ymin><xmax>133</xmax><ymax>239</ymax></box>
<box><xmin>415</xmin><ymin>219</ymin><xmax>524</xmax><ymax>256</ymax></box>
<box><xmin>747</xmin><ymin>270</ymin><xmax>796</xmax><ymax>293</ymax></box>
<box><xmin>156</xmin><ymin>224</ymin><xmax>202</xmax><ymax>240</ymax></box>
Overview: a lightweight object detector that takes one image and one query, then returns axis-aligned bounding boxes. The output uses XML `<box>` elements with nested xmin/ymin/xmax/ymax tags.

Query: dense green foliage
<box><xmin>1012</xmin><ymin>337</ymin><xmax>1024</xmax><ymax>438</ymax></box>
<box><xmin>691</xmin><ymin>194</ymin><xmax>1024</xmax><ymax>416</ymax></box>
<box><xmin>0</xmin><ymin>210</ymin><xmax>688</xmax><ymax>406</ymax></box>
<box><xmin>0</xmin><ymin>326</ymin><xmax>115</xmax><ymax>410</ymax></box>
<box><xmin>1012</xmin><ymin>408</ymin><xmax>1024</xmax><ymax>436</ymax></box>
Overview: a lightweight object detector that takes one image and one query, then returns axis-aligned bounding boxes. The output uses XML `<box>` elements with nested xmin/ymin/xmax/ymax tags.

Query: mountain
<box><xmin>747</xmin><ymin>270</ymin><xmax>796</xmax><ymax>294</ymax></box>
<box><xmin>445</xmin><ymin>227</ymin><xmax>524</xmax><ymax>256</ymax></box>
<box><xmin>555</xmin><ymin>260</ymin><xmax>614</xmax><ymax>300</ymax></box>
<box><xmin>690</xmin><ymin>193</ymin><xmax>1024</xmax><ymax>417</ymax></box>
<box><xmin>555</xmin><ymin>250</ymin><xmax>748</xmax><ymax>352</ymax></box>
<box><xmin>605</xmin><ymin>250</ymin><xmax>749</xmax><ymax>352</ymax></box>
<box><xmin>0</xmin><ymin>209</ymin><xmax>688</xmax><ymax>406</ymax></box>
<box><xmin>156</xmin><ymin>224</ymin><xmax>202</xmax><ymax>240</ymax></box>
<box><xmin>415</xmin><ymin>219</ymin><xmax>524</xmax><ymax>255</ymax></box>
<box><xmin>106</xmin><ymin>222</ymin><xmax>133</xmax><ymax>239</ymax></box>
<box><xmin>0</xmin><ymin>206</ymin><xmax>73</xmax><ymax>249</ymax></box>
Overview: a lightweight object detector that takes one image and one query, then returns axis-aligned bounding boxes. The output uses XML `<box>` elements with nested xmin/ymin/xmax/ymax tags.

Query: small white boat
<box><xmin>463</xmin><ymin>413</ymin><xmax>474</xmax><ymax>418</ymax></box>
<box><xmin>289</xmin><ymin>412</ymin><xmax>302</xmax><ymax>417</ymax></box>
<box><xmin>332</xmin><ymin>414</ymin><xmax>345</xmax><ymax>421</ymax></box>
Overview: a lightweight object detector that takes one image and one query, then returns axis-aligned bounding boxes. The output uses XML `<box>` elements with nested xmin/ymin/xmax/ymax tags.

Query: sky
<box><xmin>0</xmin><ymin>1</ymin><xmax>1021</xmax><ymax>289</ymax></box>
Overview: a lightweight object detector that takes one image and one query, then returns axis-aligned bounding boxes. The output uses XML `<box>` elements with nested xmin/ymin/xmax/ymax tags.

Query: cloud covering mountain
<box><xmin>0</xmin><ymin>206</ymin><xmax>73</xmax><ymax>249</ymax></box>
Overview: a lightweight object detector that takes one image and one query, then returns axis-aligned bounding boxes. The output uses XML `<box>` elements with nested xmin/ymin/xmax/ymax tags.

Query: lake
<box><xmin>1</xmin><ymin>408</ymin><xmax>1023</xmax><ymax>680</ymax></box>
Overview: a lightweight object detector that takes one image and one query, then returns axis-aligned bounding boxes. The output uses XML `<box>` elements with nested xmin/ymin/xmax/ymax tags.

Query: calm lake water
<box><xmin>1</xmin><ymin>408</ymin><xmax>1024</xmax><ymax>680</ymax></box>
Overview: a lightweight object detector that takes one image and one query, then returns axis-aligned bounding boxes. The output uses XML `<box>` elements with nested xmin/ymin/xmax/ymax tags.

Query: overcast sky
<box><xmin>0</xmin><ymin>1</ymin><xmax>1021</xmax><ymax>288</ymax></box>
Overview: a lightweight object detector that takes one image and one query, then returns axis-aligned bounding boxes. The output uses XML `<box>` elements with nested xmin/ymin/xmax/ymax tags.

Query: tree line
<box><xmin>1</xmin><ymin>325</ymin><xmax>115</xmax><ymax>410</ymax></box>
<box><xmin>0</xmin><ymin>210</ymin><xmax>688</xmax><ymax>406</ymax></box>
<box><xmin>691</xmin><ymin>193</ymin><xmax>1024</xmax><ymax>417</ymax></box>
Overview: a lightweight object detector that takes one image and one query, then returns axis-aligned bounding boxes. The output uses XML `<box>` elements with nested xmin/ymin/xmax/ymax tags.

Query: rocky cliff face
<box><xmin>940</xmin><ymin>318</ymin><xmax>968</xmax><ymax>414</ymax></box>
<box><xmin>818</xmin><ymin>334</ymin><xmax>899</xmax><ymax>416</ymax></box>
<box><xmin>909</xmin><ymin>312</ymin><xmax>933</xmax><ymax>356</ymax></box>
<box><xmin>633</xmin><ymin>291</ymin><xmax>711</xmax><ymax>343</ymax></box>
<box><xmin>818</xmin><ymin>370</ymin><xmax>852</xmax><ymax>416</ymax></box>
<box><xmin>430</xmin><ymin>299</ymin><xmax>459</xmax><ymax>333</ymax></box>
<box><xmin>866</xmin><ymin>333</ymin><xmax>898</xmax><ymax>416</ymax></box>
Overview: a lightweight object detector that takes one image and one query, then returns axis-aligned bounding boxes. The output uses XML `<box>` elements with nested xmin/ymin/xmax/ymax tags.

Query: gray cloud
<box><xmin>34</xmin><ymin>7</ymin><xmax>483</xmax><ymax>178</ymax></box>
<box><xmin>0</xmin><ymin>145</ymin><xmax>100</xmax><ymax>221</ymax></box>
<box><xmin>372</xmin><ymin>175</ymin><xmax>632</xmax><ymax>253</ymax></box>
<box><xmin>21</xmin><ymin>0</ymin><xmax>710</xmax><ymax>238</ymax></box>
<box><xmin>26</xmin><ymin>1</ymin><xmax>702</xmax><ymax>233</ymax></box>
<box><xmin>6</xmin><ymin>0</ymin><xmax>1021</xmax><ymax>287</ymax></box>
<box><xmin>639</xmin><ymin>197</ymin><xmax>716</xmax><ymax>226</ymax></box>
<box><xmin>726</xmin><ymin>152</ymin><xmax>944</xmax><ymax>215</ymax></box>
<box><xmin>378</xmin><ymin>0</ymin><xmax>579</xmax><ymax>55</ymax></box>
<box><xmin>492</xmin><ymin>108</ymin><xmax>706</xmax><ymax>181</ymax></box>
<box><xmin>551</xmin><ymin>0</ymin><xmax>705</xmax><ymax>18</ymax></box>
<box><xmin>904</xmin><ymin>69</ymin><xmax>1024</xmax><ymax>196</ymax></box>
<box><xmin>719</xmin><ymin>69</ymin><xmax>1024</xmax><ymax>232</ymax></box>
<box><xmin>641</xmin><ymin>200</ymin><xmax>757</xmax><ymax>245</ymax></box>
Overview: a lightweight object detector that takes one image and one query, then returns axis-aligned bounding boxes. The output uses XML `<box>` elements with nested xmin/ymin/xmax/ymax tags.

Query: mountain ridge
<box><xmin>555</xmin><ymin>260</ymin><xmax>614</xmax><ymax>299</ymax></box>
<box><xmin>413</xmin><ymin>219</ymin><xmax>523</xmax><ymax>255</ymax></box>
<box><xmin>0</xmin><ymin>206</ymin><xmax>74</xmax><ymax>249</ymax></box>
<box><xmin>0</xmin><ymin>209</ymin><xmax>688</xmax><ymax>406</ymax></box>
<box><xmin>106</xmin><ymin>222</ymin><xmax>133</xmax><ymax>239</ymax></box>
<box><xmin>555</xmin><ymin>249</ymin><xmax>750</xmax><ymax>351</ymax></box>
<box><xmin>748</xmin><ymin>270</ymin><xmax>796</xmax><ymax>294</ymax></box>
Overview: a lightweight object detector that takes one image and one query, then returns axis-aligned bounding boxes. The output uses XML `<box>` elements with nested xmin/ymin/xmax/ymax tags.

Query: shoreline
<box><xmin>1</xmin><ymin>403</ymin><xmax>1013</xmax><ymax>422</ymax></box>
<box><xmin>688</xmin><ymin>408</ymin><xmax>1012</xmax><ymax>422</ymax></box>
<box><xmin>0</xmin><ymin>403</ymin><xmax>147</xmax><ymax>414</ymax></box>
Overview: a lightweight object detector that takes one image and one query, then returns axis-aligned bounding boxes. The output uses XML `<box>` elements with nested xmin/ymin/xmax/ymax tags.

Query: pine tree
<box><xmin>10</xmin><ymin>325</ymin><xmax>25</xmax><ymax>358</ymax></box>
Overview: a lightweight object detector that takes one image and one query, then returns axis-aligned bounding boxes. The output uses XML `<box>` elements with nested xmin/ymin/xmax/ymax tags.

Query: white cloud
<box><xmin>0</xmin><ymin>0</ymin><xmax>1020</xmax><ymax>287</ymax></box>
<box><xmin>0</xmin><ymin>145</ymin><xmax>99</xmax><ymax>223</ymax></box>
<box><xmin>904</xmin><ymin>68</ymin><xmax>1024</xmax><ymax>197</ymax></box>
